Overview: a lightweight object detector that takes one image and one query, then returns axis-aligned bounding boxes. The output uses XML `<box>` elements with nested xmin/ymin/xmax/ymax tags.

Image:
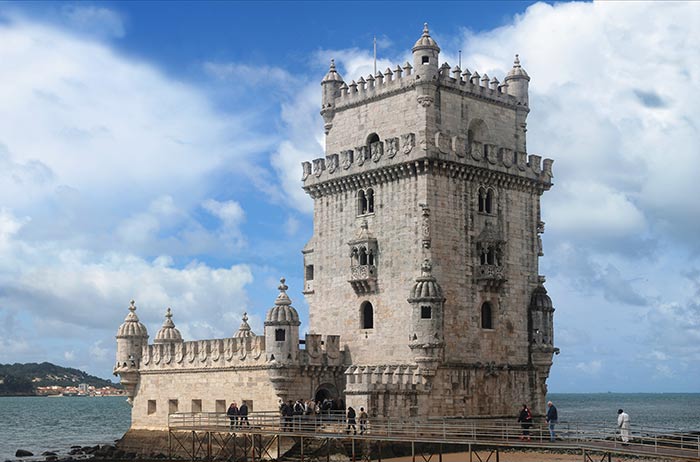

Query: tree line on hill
<box><xmin>0</xmin><ymin>362</ymin><xmax>120</xmax><ymax>396</ymax></box>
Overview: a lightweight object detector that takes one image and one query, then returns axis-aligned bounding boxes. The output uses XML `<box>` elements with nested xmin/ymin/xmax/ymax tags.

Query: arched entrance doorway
<box><xmin>314</xmin><ymin>383</ymin><xmax>339</xmax><ymax>402</ymax></box>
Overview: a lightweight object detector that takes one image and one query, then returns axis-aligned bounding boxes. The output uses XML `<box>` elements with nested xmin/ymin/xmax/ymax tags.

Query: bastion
<box><xmin>114</xmin><ymin>24</ymin><xmax>558</xmax><ymax>446</ymax></box>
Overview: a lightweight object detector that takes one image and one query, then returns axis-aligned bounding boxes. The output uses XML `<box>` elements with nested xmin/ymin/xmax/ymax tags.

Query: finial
<box><xmin>165</xmin><ymin>307</ymin><xmax>172</xmax><ymax>319</ymax></box>
<box><xmin>514</xmin><ymin>54</ymin><xmax>521</xmax><ymax>67</ymax></box>
<box><xmin>329</xmin><ymin>59</ymin><xmax>336</xmax><ymax>71</ymax></box>
<box><xmin>421</xmin><ymin>259</ymin><xmax>433</xmax><ymax>275</ymax></box>
<box><xmin>423</xmin><ymin>23</ymin><xmax>429</xmax><ymax>36</ymax></box>
<box><xmin>129</xmin><ymin>300</ymin><xmax>136</xmax><ymax>312</ymax></box>
<box><xmin>242</xmin><ymin>311</ymin><xmax>248</xmax><ymax>323</ymax></box>
<box><xmin>278</xmin><ymin>277</ymin><xmax>288</xmax><ymax>292</ymax></box>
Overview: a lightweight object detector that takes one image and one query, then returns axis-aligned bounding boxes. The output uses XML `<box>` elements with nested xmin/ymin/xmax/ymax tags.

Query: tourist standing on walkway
<box><xmin>617</xmin><ymin>409</ymin><xmax>631</xmax><ymax>443</ymax></box>
<box><xmin>359</xmin><ymin>407</ymin><xmax>368</xmax><ymax>435</ymax></box>
<box><xmin>227</xmin><ymin>402</ymin><xmax>239</xmax><ymax>430</ymax></box>
<box><xmin>517</xmin><ymin>404</ymin><xmax>533</xmax><ymax>441</ymax></box>
<box><xmin>238</xmin><ymin>401</ymin><xmax>249</xmax><ymax>426</ymax></box>
<box><xmin>546</xmin><ymin>401</ymin><xmax>558</xmax><ymax>442</ymax></box>
<box><xmin>346</xmin><ymin>406</ymin><xmax>357</xmax><ymax>435</ymax></box>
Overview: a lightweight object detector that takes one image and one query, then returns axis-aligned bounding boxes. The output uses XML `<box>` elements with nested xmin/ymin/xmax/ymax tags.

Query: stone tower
<box><xmin>301</xmin><ymin>24</ymin><xmax>558</xmax><ymax>418</ymax></box>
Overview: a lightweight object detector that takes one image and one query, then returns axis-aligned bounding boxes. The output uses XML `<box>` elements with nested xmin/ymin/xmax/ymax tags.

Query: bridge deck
<box><xmin>168</xmin><ymin>412</ymin><xmax>700</xmax><ymax>461</ymax></box>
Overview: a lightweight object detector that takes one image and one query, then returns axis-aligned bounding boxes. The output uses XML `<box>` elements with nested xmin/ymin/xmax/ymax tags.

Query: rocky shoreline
<box><xmin>6</xmin><ymin>444</ymin><xmax>168</xmax><ymax>462</ymax></box>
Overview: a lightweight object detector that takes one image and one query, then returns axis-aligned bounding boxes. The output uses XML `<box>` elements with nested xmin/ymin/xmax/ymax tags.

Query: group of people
<box><xmin>276</xmin><ymin>398</ymin><xmax>370</xmax><ymax>435</ymax></box>
<box><xmin>518</xmin><ymin>402</ymin><xmax>632</xmax><ymax>444</ymax></box>
<box><xmin>226</xmin><ymin>401</ymin><xmax>250</xmax><ymax>429</ymax></box>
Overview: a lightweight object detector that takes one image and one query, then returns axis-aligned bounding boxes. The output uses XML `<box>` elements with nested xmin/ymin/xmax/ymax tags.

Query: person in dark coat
<box><xmin>517</xmin><ymin>404</ymin><xmax>533</xmax><ymax>441</ymax></box>
<box><xmin>546</xmin><ymin>401</ymin><xmax>558</xmax><ymax>441</ymax></box>
<box><xmin>238</xmin><ymin>401</ymin><xmax>249</xmax><ymax>426</ymax></box>
<box><xmin>227</xmin><ymin>402</ymin><xmax>239</xmax><ymax>430</ymax></box>
<box><xmin>346</xmin><ymin>406</ymin><xmax>357</xmax><ymax>435</ymax></box>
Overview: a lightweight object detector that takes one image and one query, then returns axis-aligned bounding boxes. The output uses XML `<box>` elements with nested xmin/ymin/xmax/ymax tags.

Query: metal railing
<box><xmin>168</xmin><ymin>412</ymin><xmax>700</xmax><ymax>460</ymax></box>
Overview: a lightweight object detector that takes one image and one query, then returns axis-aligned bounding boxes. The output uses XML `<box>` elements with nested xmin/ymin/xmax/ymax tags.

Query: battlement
<box><xmin>140</xmin><ymin>336</ymin><xmax>266</xmax><ymax>371</ymax></box>
<box><xmin>300</xmin><ymin>334</ymin><xmax>342</xmax><ymax>366</ymax></box>
<box><xmin>327</xmin><ymin>61</ymin><xmax>521</xmax><ymax>112</ymax></box>
<box><xmin>344</xmin><ymin>364</ymin><xmax>428</xmax><ymax>394</ymax></box>
<box><xmin>301</xmin><ymin>130</ymin><xmax>553</xmax><ymax>195</ymax></box>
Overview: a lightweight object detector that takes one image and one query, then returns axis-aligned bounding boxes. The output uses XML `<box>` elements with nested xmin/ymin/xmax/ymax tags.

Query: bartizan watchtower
<box><xmin>301</xmin><ymin>24</ymin><xmax>558</xmax><ymax>418</ymax></box>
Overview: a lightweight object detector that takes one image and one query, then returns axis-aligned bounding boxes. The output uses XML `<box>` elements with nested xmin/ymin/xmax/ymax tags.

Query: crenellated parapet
<box><xmin>302</xmin><ymin>130</ymin><xmax>553</xmax><ymax>197</ymax></box>
<box><xmin>344</xmin><ymin>364</ymin><xmax>429</xmax><ymax>394</ymax></box>
<box><xmin>140</xmin><ymin>335</ymin><xmax>266</xmax><ymax>371</ymax></box>
<box><xmin>300</xmin><ymin>334</ymin><xmax>342</xmax><ymax>367</ymax></box>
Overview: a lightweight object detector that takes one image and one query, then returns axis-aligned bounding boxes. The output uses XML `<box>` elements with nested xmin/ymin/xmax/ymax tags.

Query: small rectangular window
<box><xmin>305</xmin><ymin>265</ymin><xmax>314</xmax><ymax>281</ymax></box>
<box><xmin>215</xmin><ymin>400</ymin><xmax>226</xmax><ymax>413</ymax></box>
<box><xmin>192</xmin><ymin>399</ymin><xmax>202</xmax><ymax>413</ymax></box>
<box><xmin>421</xmin><ymin>306</ymin><xmax>432</xmax><ymax>319</ymax></box>
<box><xmin>147</xmin><ymin>400</ymin><xmax>157</xmax><ymax>415</ymax></box>
<box><xmin>275</xmin><ymin>329</ymin><xmax>286</xmax><ymax>341</ymax></box>
<box><xmin>168</xmin><ymin>399</ymin><xmax>178</xmax><ymax>414</ymax></box>
<box><xmin>422</xmin><ymin>56</ymin><xmax>429</xmax><ymax>65</ymax></box>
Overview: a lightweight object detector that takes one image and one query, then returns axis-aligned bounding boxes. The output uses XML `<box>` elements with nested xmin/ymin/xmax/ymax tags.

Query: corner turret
<box><xmin>154</xmin><ymin>307</ymin><xmax>183</xmax><ymax>344</ymax></box>
<box><xmin>320</xmin><ymin>59</ymin><xmax>344</xmax><ymax>134</ymax></box>
<box><xmin>407</xmin><ymin>260</ymin><xmax>445</xmax><ymax>376</ymax></box>
<box><xmin>412</xmin><ymin>23</ymin><xmax>440</xmax><ymax>81</ymax></box>
<box><xmin>264</xmin><ymin>278</ymin><xmax>301</xmax><ymax>364</ymax></box>
<box><xmin>504</xmin><ymin>54</ymin><xmax>530</xmax><ymax>106</ymax></box>
<box><xmin>234</xmin><ymin>312</ymin><xmax>256</xmax><ymax>338</ymax></box>
<box><xmin>114</xmin><ymin>300</ymin><xmax>148</xmax><ymax>404</ymax></box>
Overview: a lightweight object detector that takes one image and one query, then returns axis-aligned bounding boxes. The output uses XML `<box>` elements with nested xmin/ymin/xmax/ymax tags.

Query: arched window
<box><xmin>275</xmin><ymin>328</ymin><xmax>286</xmax><ymax>341</ymax></box>
<box><xmin>361</xmin><ymin>301</ymin><xmax>374</xmax><ymax>329</ymax></box>
<box><xmin>358</xmin><ymin>190</ymin><xmax>367</xmax><ymax>215</ymax></box>
<box><xmin>366</xmin><ymin>133</ymin><xmax>380</xmax><ymax>147</ymax></box>
<box><xmin>481</xmin><ymin>302</ymin><xmax>493</xmax><ymax>329</ymax></box>
<box><xmin>351</xmin><ymin>247</ymin><xmax>359</xmax><ymax>265</ymax></box>
<box><xmin>485</xmin><ymin>189</ymin><xmax>494</xmax><ymax>214</ymax></box>
<box><xmin>367</xmin><ymin>188</ymin><xmax>375</xmax><ymax>213</ymax></box>
<box><xmin>478</xmin><ymin>188</ymin><xmax>485</xmax><ymax>212</ymax></box>
<box><xmin>480</xmin><ymin>250</ymin><xmax>487</xmax><ymax>265</ymax></box>
<box><xmin>367</xmin><ymin>250</ymin><xmax>375</xmax><ymax>266</ymax></box>
<box><xmin>487</xmin><ymin>248</ymin><xmax>495</xmax><ymax>265</ymax></box>
<box><xmin>359</xmin><ymin>247</ymin><xmax>368</xmax><ymax>265</ymax></box>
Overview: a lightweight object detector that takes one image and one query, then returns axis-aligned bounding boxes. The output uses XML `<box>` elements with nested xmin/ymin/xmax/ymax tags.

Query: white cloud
<box><xmin>575</xmin><ymin>359</ymin><xmax>602</xmax><ymax>375</ymax></box>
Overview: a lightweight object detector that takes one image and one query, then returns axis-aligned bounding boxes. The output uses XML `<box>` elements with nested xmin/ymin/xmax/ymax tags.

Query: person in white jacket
<box><xmin>617</xmin><ymin>409</ymin><xmax>631</xmax><ymax>443</ymax></box>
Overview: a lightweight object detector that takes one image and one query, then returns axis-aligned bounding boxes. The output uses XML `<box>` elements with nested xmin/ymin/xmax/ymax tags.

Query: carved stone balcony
<box><xmin>475</xmin><ymin>264</ymin><xmax>506</xmax><ymax>289</ymax></box>
<box><xmin>349</xmin><ymin>264</ymin><xmax>377</xmax><ymax>295</ymax></box>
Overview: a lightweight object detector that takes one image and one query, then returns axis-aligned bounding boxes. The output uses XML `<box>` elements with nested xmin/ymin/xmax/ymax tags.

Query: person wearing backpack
<box><xmin>358</xmin><ymin>407</ymin><xmax>369</xmax><ymax>435</ymax></box>
<box><xmin>517</xmin><ymin>403</ymin><xmax>533</xmax><ymax>441</ymax></box>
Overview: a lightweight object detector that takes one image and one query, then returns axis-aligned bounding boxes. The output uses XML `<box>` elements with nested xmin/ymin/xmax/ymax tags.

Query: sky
<box><xmin>0</xmin><ymin>1</ymin><xmax>698</xmax><ymax>393</ymax></box>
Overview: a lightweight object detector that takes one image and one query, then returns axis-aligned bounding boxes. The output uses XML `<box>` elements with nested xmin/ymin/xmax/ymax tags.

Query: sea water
<box><xmin>0</xmin><ymin>394</ymin><xmax>698</xmax><ymax>461</ymax></box>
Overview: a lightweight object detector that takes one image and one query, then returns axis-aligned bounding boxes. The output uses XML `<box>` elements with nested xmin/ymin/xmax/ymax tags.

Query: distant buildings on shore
<box><xmin>35</xmin><ymin>384</ymin><xmax>125</xmax><ymax>397</ymax></box>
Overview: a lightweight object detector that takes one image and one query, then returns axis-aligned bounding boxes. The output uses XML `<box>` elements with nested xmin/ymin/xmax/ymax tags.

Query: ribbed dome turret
<box><xmin>408</xmin><ymin>260</ymin><xmax>445</xmax><ymax>301</ymax></box>
<box><xmin>506</xmin><ymin>54</ymin><xmax>530</xmax><ymax>81</ymax></box>
<box><xmin>116</xmin><ymin>300</ymin><xmax>148</xmax><ymax>338</ymax></box>
<box><xmin>530</xmin><ymin>284</ymin><xmax>553</xmax><ymax>310</ymax></box>
<box><xmin>154</xmin><ymin>307</ymin><xmax>182</xmax><ymax>343</ymax></box>
<box><xmin>412</xmin><ymin>23</ymin><xmax>440</xmax><ymax>52</ymax></box>
<box><xmin>265</xmin><ymin>278</ymin><xmax>301</xmax><ymax>325</ymax></box>
<box><xmin>322</xmin><ymin>59</ymin><xmax>344</xmax><ymax>83</ymax></box>
<box><xmin>234</xmin><ymin>312</ymin><xmax>256</xmax><ymax>338</ymax></box>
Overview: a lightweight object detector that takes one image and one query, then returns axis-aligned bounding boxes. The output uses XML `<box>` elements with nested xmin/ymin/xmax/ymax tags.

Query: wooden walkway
<box><xmin>168</xmin><ymin>412</ymin><xmax>700</xmax><ymax>462</ymax></box>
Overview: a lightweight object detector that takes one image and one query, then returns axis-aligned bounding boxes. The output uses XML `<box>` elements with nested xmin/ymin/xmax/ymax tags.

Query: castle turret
<box><xmin>320</xmin><ymin>59</ymin><xmax>344</xmax><ymax>134</ymax></box>
<box><xmin>234</xmin><ymin>312</ymin><xmax>256</xmax><ymax>338</ymax></box>
<box><xmin>412</xmin><ymin>23</ymin><xmax>440</xmax><ymax>81</ymax></box>
<box><xmin>154</xmin><ymin>307</ymin><xmax>182</xmax><ymax>344</ymax></box>
<box><xmin>504</xmin><ymin>54</ymin><xmax>530</xmax><ymax>152</ymax></box>
<box><xmin>408</xmin><ymin>260</ymin><xmax>445</xmax><ymax>376</ymax></box>
<box><xmin>264</xmin><ymin>278</ymin><xmax>300</xmax><ymax>364</ymax></box>
<box><xmin>528</xmin><ymin>278</ymin><xmax>559</xmax><ymax>411</ymax></box>
<box><xmin>114</xmin><ymin>300</ymin><xmax>148</xmax><ymax>404</ymax></box>
<box><xmin>505</xmin><ymin>54</ymin><xmax>530</xmax><ymax>106</ymax></box>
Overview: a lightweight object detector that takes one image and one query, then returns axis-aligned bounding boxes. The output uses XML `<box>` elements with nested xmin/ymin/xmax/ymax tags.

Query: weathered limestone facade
<box><xmin>114</xmin><ymin>24</ymin><xmax>557</xmax><ymax>431</ymax></box>
<box><xmin>301</xmin><ymin>24</ymin><xmax>557</xmax><ymax>418</ymax></box>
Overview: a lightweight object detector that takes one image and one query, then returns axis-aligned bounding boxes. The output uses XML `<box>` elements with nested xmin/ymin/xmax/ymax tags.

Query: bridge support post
<box><xmin>412</xmin><ymin>441</ymin><xmax>415</xmax><ymax>462</ymax></box>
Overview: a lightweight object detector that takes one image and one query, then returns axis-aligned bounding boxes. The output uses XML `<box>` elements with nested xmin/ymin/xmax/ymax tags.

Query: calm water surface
<box><xmin>0</xmin><ymin>393</ymin><xmax>698</xmax><ymax>460</ymax></box>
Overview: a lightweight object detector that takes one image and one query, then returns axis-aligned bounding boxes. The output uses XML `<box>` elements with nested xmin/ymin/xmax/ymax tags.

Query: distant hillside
<box><xmin>0</xmin><ymin>362</ymin><xmax>119</xmax><ymax>395</ymax></box>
